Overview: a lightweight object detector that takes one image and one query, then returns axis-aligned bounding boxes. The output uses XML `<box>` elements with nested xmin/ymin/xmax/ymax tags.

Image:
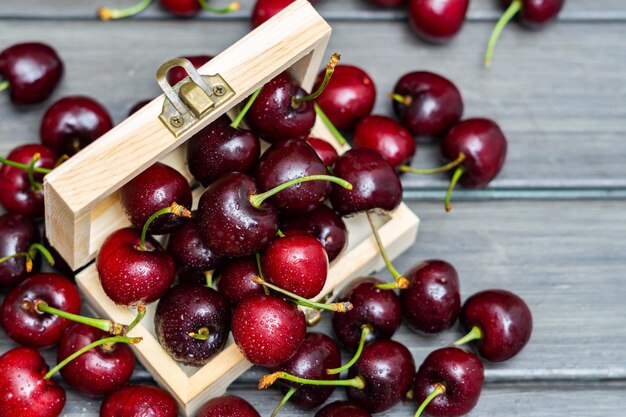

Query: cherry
<box><xmin>313</xmin><ymin>64</ymin><xmax>376</xmax><ymax>131</ymax></box>
<box><xmin>43</xmin><ymin>233</ymin><xmax>74</xmax><ymax>277</ymax></box>
<box><xmin>154</xmin><ymin>283</ymin><xmax>231</xmax><ymax>366</ymax></box>
<box><xmin>159</xmin><ymin>0</ymin><xmax>201</xmax><ymax>16</ymax></box>
<box><xmin>215</xmin><ymin>256</ymin><xmax>265</xmax><ymax>304</ymax></box>
<box><xmin>305</xmin><ymin>137</ymin><xmax>339</xmax><ymax>167</ymax></box>
<box><xmin>128</xmin><ymin>99</ymin><xmax>152</xmax><ymax>116</ymax></box>
<box><xmin>391</xmin><ymin>71</ymin><xmax>463</xmax><ymax>139</ymax></box>
<box><xmin>100</xmin><ymin>384</ymin><xmax>178</xmax><ymax>417</ymax></box>
<box><xmin>0</xmin><ymin>43</ymin><xmax>63</xmax><ymax>105</ymax></box>
<box><xmin>231</xmin><ymin>294</ymin><xmax>306</xmax><ymax>367</ymax></box>
<box><xmin>0</xmin><ymin>213</ymin><xmax>41</xmax><ymax>289</ymax></box>
<box><xmin>352</xmin><ymin>115</ymin><xmax>416</xmax><ymax>168</ymax></box>
<box><xmin>0</xmin><ymin>347</ymin><xmax>65</xmax><ymax>417</ymax></box>
<box><xmin>166</xmin><ymin>211</ymin><xmax>223</xmax><ymax>273</ymax></box>
<box><xmin>196</xmin><ymin>395</ymin><xmax>260</xmax><ymax>417</ymax></box>
<box><xmin>330</xmin><ymin>148</ymin><xmax>402</xmax><ymax>216</ymax></box>
<box><xmin>400</xmin><ymin>260</ymin><xmax>461</xmax><ymax>334</ymax></box>
<box><xmin>315</xmin><ymin>401</ymin><xmax>372</xmax><ymax>417</ymax></box>
<box><xmin>56</xmin><ymin>323</ymin><xmax>135</xmax><ymax>396</ymax></box>
<box><xmin>99</xmin><ymin>0</ymin><xmax>239</xmax><ymax>20</ymax></box>
<box><xmin>250</xmin><ymin>0</ymin><xmax>319</xmax><ymax>28</ymax></box>
<box><xmin>187</xmin><ymin>115</ymin><xmax>260</xmax><ymax>187</ymax></box>
<box><xmin>456</xmin><ymin>289</ymin><xmax>533</xmax><ymax>362</ymax></box>
<box><xmin>279</xmin><ymin>204</ymin><xmax>348</xmax><ymax>262</ymax></box>
<box><xmin>0</xmin><ymin>144</ymin><xmax>57</xmax><ymax>218</ymax></box>
<box><xmin>413</xmin><ymin>347</ymin><xmax>484</xmax><ymax>417</ymax></box>
<box><xmin>120</xmin><ymin>162</ymin><xmax>192</xmax><ymax>234</ymax></box>
<box><xmin>167</xmin><ymin>55</ymin><xmax>213</xmax><ymax>85</ymax></box>
<box><xmin>408</xmin><ymin>0</ymin><xmax>469</xmax><ymax>43</ymax></box>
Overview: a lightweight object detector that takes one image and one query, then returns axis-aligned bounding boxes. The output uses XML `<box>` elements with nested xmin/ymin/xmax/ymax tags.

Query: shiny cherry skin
<box><xmin>332</xmin><ymin>277</ymin><xmax>402</xmax><ymax>349</ymax></box>
<box><xmin>160</xmin><ymin>0</ymin><xmax>200</xmax><ymax>17</ymax></box>
<box><xmin>306</xmin><ymin>137</ymin><xmax>339</xmax><ymax>167</ymax></box>
<box><xmin>166</xmin><ymin>212</ymin><xmax>223</xmax><ymax>272</ymax></box>
<box><xmin>409</xmin><ymin>0</ymin><xmax>469</xmax><ymax>43</ymax></box>
<box><xmin>197</xmin><ymin>395</ymin><xmax>261</xmax><ymax>417</ymax></box>
<box><xmin>167</xmin><ymin>55</ymin><xmax>213</xmax><ymax>85</ymax></box>
<box><xmin>460</xmin><ymin>289</ymin><xmax>533</xmax><ymax>362</ymax></box>
<box><xmin>0</xmin><ymin>43</ymin><xmax>63</xmax><ymax>105</ymax></box>
<box><xmin>154</xmin><ymin>283</ymin><xmax>231</xmax><ymax>366</ymax></box>
<box><xmin>315</xmin><ymin>401</ymin><xmax>372</xmax><ymax>417</ymax></box>
<box><xmin>246</xmin><ymin>71</ymin><xmax>315</xmax><ymax>143</ymax></box>
<box><xmin>392</xmin><ymin>71</ymin><xmax>463</xmax><ymax>139</ymax></box>
<box><xmin>441</xmin><ymin>118</ymin><xmax>507</xmax><ymax>188</ymax></box>
<box><xmin>503</xmin><ymin>0</ymin><xmax>564</xmax><ymax>28</ymax></box>
<box><xmin>280</xmin><ymin>204</ymin><xmax>348</xmax><ymax>262</ymax></box>
<box><xmin>232</xmin><ymin>294</ymin><xmax>306</xmax><ymax>367</ymax></box>
<box><xmin>215</xmin><ymin>256</ymin><xmax>265</xmax><ymax>304</ymax></box>
<box><xmin>313</xmin><ymin>64</ymin><xmax>376</xmax><ymax>131</ymax></box>
<box><xmin>261</xmin><ymin>234</ymin><xmax>328</xmax><ymax>299</ymax></box>
<box><xmin>120</xmin><ymin>162</ymin><xmax>192</xmax><ymax>235</ymax></box>
<box><xmin>413</xmin><ymin>347</ymin><xmax>484</xmax><ymax>417</ymax></box>
<box><xmin>353</xmin><ymin>115</ymin><xmax>416</xmax><ymax>168</ymax></box>
<box><xmin>0</xmin><ymin>347</ymin><xmax>65</xmax><ymax>417</ymax></box>
<box><xmin>250</xmin><ymin>0</ymin><xmax>318</xmax><ymax>28</ymax></box>
<box><xmin>400</xmin><ymin>260</ymin><xmax>460</xmax><ymax>334</ymax></box>
<box><xmin>346</xmin><ymin>339</ymin><xmax>415</xmax><ymax>413</ymax></box>
<box><xmin>40</xmin><ymin>96</ymin><xmax>113</xmax><ymax>156</ymax></box>
<box><xmin>100</xmin><ymin>384</ymin><xmax>178</xmax><ymax>417</ymax></box>
<box><xmin>254</xmin><ymin>138</ymin><xmax>330</xmax><ymax>214</ymax></box>
<box><xmin>1</xmin><ymin>273</ymin><xmax>81</xmax><ymax>348</ymax></box>
<box><xmin>330</xmin><ymin>148</ymin><xmax>402</xmax><ymax>216</ymax></box>
<box><xmin>96</xmin><ymin>227</ymin><xmax>175</xmax><ymax>306</ymax></box>
<box><xmin>0</xmin><ymin>144</ymin><xmax>57</xmax><ymax>218</ymax></box>
<box><xmin>57</xmin><ymin>323</ymin><xmax>134</xmax><ymax>396</ymax></box>
<box><xmin>0</xmin><ymin>213</ymin><xmax>40</xmax><ymax>289</ymax></box>
<box><xmin>187</xmin><ymin>115</ymin><xmax>260</xmax><ymax>187</ymax></box>
<box><xmin>274</xmin><ymin>332</ymin><xmax>341</xmax><ymax>409</ymax></box>
<box><xmin>197</xmin><ymin>172</ymin><xmax>278</xmax><ymax>258</ymax></box>
<box><xmin>42</xmin><ymin>233</ymin><xmax>74</xmax><ymax>277</ymax></box>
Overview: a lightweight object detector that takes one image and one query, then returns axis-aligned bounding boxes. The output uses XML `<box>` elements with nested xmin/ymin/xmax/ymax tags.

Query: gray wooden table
<box><xmin>1</xmin><ymin>1</ymin><xmax>625</xmax><ymax>416</ymax></box>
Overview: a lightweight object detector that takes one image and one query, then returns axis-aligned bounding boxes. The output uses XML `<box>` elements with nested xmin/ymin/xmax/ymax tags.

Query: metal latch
<box><xmin>156</xmin><ymin>57</ymin><xmax>235</xmax><ymax>137</ymax></box>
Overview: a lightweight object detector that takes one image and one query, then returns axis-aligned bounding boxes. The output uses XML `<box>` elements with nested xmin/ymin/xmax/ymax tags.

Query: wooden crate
<box><xmin>43</xmin><ymin>1</ymin><xmax>420</xmax><ymax>415</ymax></box>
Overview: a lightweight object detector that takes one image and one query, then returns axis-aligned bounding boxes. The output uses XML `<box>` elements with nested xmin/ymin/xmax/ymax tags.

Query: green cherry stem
<box><xmin>255</xmin><ymin>253</ymin><xmax>270</xmax><ymax>295</ymax></box>
<box><xmin>30</xmin><ymin>300</ymin><xmax>127</xmax><ymax>336</ymax></box>
<box><xmin>388</xmin><ymin>93</ymin><xmax>412</xmax><ymax>106</ymax></box>
<box><xmin>259</xmin><ymin>372</ymin><xmax>365</xmax><ymax>390</ymax></box>
<box><xmin>0</xmin><ymin>156</ymin><xmax>52</xmax><ymax>174</ymax></box>
<box><xmin>44</xmin><ymin>335</ymin><xmax>142</xmax><ymax>380</ymax></box>
<box><xmin>204</xmin><ymin>270</ymin><xmax>214</xmax><ymax>288</ymax></box>
<box><xmin>140</xmin><ymin>202</ymin><xmax>192</xmax><ymax>251</ymax></box>
<box><xmin>189</xmin><ymin>327</ymin><xmax>210</xmax><ymax>341</ymax></box>
<box><xmin>327</xmin><ymin>325</ymin><xmax>372</xmax><ymax>375</ymax></box>
<box><xmin>276</xmin><ymin>229</ymin><xmax>286</xmax><ymax>238</ymax></box>
<box><xmin>197</xmin><ymin>0</ymin><xmax>240</xmax><ymax>13</ymax></box>
<box><xmin>414</xmin><ymin>383</ymin><xmax>446</xmax><ymax>417</ymax></box>
<box><xmin>314</xmin><ymin>102</ymin><xmax>347</xmax><ymax>146</ymax></box>
<box><xmin>28</xmin><ymin>243</ymin><xmax>55</xmax><ymax>267</ymax></box>
<box><xmin>292</xmin><ymin>52</ymin><xmax>341</xmax><ymax>107</ymax></box>
<box><xmin>127</xmin><ymin>305</ymin><xmax>147</xmax><ymax>333</ymax></box>
<box><xmin>98</xmin><ymin>0</ymin><xmax>152</xmax><ymax>20</ymax></box>
<box><xmin>453</xmin><ymin>325</ymin><xmax>483</xmax><ymax>346</ymax></box>
<box><xmin>27</xmin><ymin>153</ymin><xmax>43</xmax><ymax>191</ymax></box>
<box><xmin>271</xmin><ymin>387</ymin><xmax>296</xmax><ymax>417</ymax></box>
<box><xmin>250</xmin><ymin>175</ymin><xmax>352</xmax><ymax>208</ymax></box>
<box><xmin>399</xmin><ymin>153</ymin><xmax>466</xmax><ymax>175</ymax></box>
<box><xmin>231</xmin><ymin>86</ymin><xmax>262</xmax><ymax>129</ymax></box>
<box><xmin>484</xmin><ymin>0</ymin><xmax>523</xmax><ymax>67</ymax></box>
<box><xmin>366</xmin><ymin>211</ymin><xmax>409</xmax><ymax>290</ymax></box>
<box><xmin>0</xmin><ymin>80</ymin><xmax>9</xmax><ymax>92</ymax></box>
<box><xmin>0</xmin><ymin>252</ymin><xmax>33</xmax><ymax>272</ymax></box>
<box><xmin>444</xmin><ymin>166</ymin><xmax>465</xmax><ymax>213</ymax></box>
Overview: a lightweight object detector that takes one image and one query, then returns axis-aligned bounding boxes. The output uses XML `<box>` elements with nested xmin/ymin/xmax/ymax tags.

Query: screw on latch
<box><xmin>170</xmin><ymin>116</ymin><xmax>184</xmax><ymax>127</ymax></box>
<box><xmin>213</xmin><ymin>85</ymin><xmax>226</xmax><ymax>96</ymax></box>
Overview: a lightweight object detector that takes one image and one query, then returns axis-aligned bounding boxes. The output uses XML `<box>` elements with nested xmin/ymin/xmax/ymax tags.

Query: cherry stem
<box><xmin>44</xmin><ymin>335</ymin><xmax>142</xmax><ymax>380</ymax></box>
<box><xmin>251</xmin><ymin>276</ymin><xmax>352</xmax><ymax>313</ymax></box>
<box><xmin>27</xmin><ymin>153</ymin><xmax>43</xmax><ymax>191</ymax></box>
<box><xmin>484</xmin><ymin>0</ymin><xmax>522</xmax><ymax>67</ymax></box>
<box><xmin>0</xmin><ymin>80</ymin><xmax>9</xmax><ymax>92</ymax></box>
<box><xmin>0</xmin><ymin>156</ymin><xmax>52</xmax><ymax>174</ymax></box>
<box><xmin>127</xmin><ymin>305</ymin><xmax>146</xmax><ymax>333</ymax></box>
<box><xmin>31</xmin><ymin>300</ymin><xmax>126</xmax><ymax>335</ymax></box>
<box><xmin>314</xmin><ymin>102</ymin><xmax>347</xmax><ymax>146</ymax></box>
<box><xmin>400</xmin><ymin>153</ymin><xmax>466</xmax><ymax>175</ymax></box>
<box><xmin>276</xmin><ymin>229</ymin><xmax>285</xmax><ymax>238</ymax></box>
<box><xmin>388</xmin><ymin>93</ymin><xmax>412</xmax><ymax>106</ymax></box>
<box><xmin>327</xmin><ymin>325</ymin><xmax>372</xmax><ymax>375</ymax></box>
<box><xmin>189</xmin><ymin>327</ymin><xmax>210</xmax><ymax>340</ymax></box>
<box><xmin>366</xmin><ymin>211</ymin><xmax>409</xmax><ymax>290</ymax></box>
<box><xmin>259</xmin><ymin>372</ymin><xmax>365</xmax><ymax>390</ymax></box>
<box><xmin>444</xmin><ymin>166</ymin><xmax>465</xmax><ymax>213</ymax></box>
<box><xmin>292</xmin><ymin>53</ymin><xmax>341</xmax><ymax>107</ymax></box>
<box><xmin>0</xmin><ymin>252</ymin><xmax>32</xmax><ymax>272</ymax></box>
<box><xmin>197</xmin><ymin>0</ymin><xmax>240</xmax><ymax>13</ymax></box>
<box><xmin>255</xmin><ymin>253</ymin><xmax>270</xmax><ymax>295</ymax></box>
<box><xmin>414</xmin><ymin>383</ymin><xmax>446</xmax><ymax>417</ymax></box>
<box><xmin>140</xmin><ymin>202</ymin><xmax>192</xmax><ymax>251</ymax></box>
<box><xmin>453</xmin><ymin>325</ymin><xmax>483</xmax><ymax>346</ymax></box>
<box><xmin>231</xmin><ymin>86</ymin><xmax>262</xmax><ymax>129</ymax></box>
<box><xmin>98</xmin><ymin>0</ymin><xmax>152</xmax><ymax>20</ymax></box>
<box><xmin>28</xmin><ymin>243</ymin><xmax>55</xmax><ymax>267</ymax></box>
<box><xmin>271</xmin><ymin>387</ymin><xmax>296</xmax><ymax>417</ymax></box>
<box><xmin>205</xmin><ymin>270</ymin><xmax>214</xmax><ymax>288</ymax></box>
<box><xmin>250</xmin><ymin>175</ymin><xmax>352</xmax><ymax>208</ymax></box>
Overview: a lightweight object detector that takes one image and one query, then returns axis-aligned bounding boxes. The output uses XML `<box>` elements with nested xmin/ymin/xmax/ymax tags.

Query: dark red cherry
<box><xmin>280</xmin><ymin>204</ymin><xmax>348</xmax><ymax>262</ymax></box>
<box><xmin>250</xmin><ymin>0</ymin><xmax>318</xmax><ymax>28</ymax></box>
<box><xmin>187</xmin><ymin>115</ymin><xmax>260</xmax><ymax>187</ymax></box>
<box><xmin>231</xmin><ymin>294</ymin><xmax>306</xmax><ymax>367</ymax></box>
<box><xmin>400</xmin><ymin>260</ymin><xmax>460</xmax><ymax>334</ymax></box>
<box><xmin>306</xmin><ymin>137</ymin><xmax>339</xmax><ymax>167</ymax></box>
<box><xmin>42</xmin><ymin>233</ymin><xmax>74</xmax><ymax>277</ymax></box>
<box><xmin>0</xmin><ymin>347</ymin><xmax>65</xmax><ymax>417</ymax></box>
<box><xmin>408</xmin><ymin>0</ymin><xmax>469</xmax><ymax>43</ymax></box>
<box><xmin>346</xmin><ymin>339</ymin><xmax>415</xmax><ymax>413</ymax></box>
<box><xmin>505</xmin><ymin>0</ymin><xmax>564</xmax><ymax>28</ymax></box>
<box><xmin>96</xmin><ymin>227</ymin><xmax>175</xmax><ymax>306</ymax></box>
<box><xmin>197</xmin><ymin>172</ymin><xmax>278</xmax><ymax>258</ymax></box>
<box><xmin>56</xmin><ymin>323</ymin><xmax>134</xmax><ymax>396</ymax></box>
<box><xmin>0</xmin><ymin>144</ymin><xmax>57</xmax><ymax>218</ymax></box>
<box><xmin>1</xmin><ymin>273</ymin><xmax>81</xmax><ymax>348</ymax></box>
<box><xmin>197</xmin><ymin>395</ymin><xmax>261</xmax><ymax>417</ymax></box>
<box><xmin>160</xmin><ymin>0</ymin><xmax>201</xmax><ymax>16</ymax></box>
<box><xmin>330</xmin><ymin>148</ymin><xmax>402</xmax><ymax>216</ymax></box>
<box><xmin>352</xmin><ymin>115</ymin><xmax>416</xmax><ymax>168</ymax></box>
<box><xmin>215</xmin><ymin>256</ymin><xmax>265</xmax><ymax>304</ymax></box>
<box><xmin>100</xmin><ymin>384</ymin><xmax>178</xmax><ymax>417</ymax></box>
<box><xmin>0</xmin><ymin>43</ymin><xmax>63</xmax><ymax>105</ymax></box>
<box><xmin>0</xmin><ymin>213</ymin><xmax>40</xmax><ymax>289</ymax></box>
<box><xmin>40</xmin><ymin>96</ymin><xmax>113</xmax><ymax>156</ymax></box>
<box><xmin>246</xmin><ymin>71</ymin><xmax>315</xmax><ymax>143</ymax></box>
<box><xmin>154</xmin><ymin>283</ymin><xmax>231</xmax><ymax>366</ymax></box>
<box><xmin>120</xmin><ymin>162</ymin><xmax>192</xmax><ymax>234</ymax></box>
<box><xmin>392</xmin><ymin>71</ymin><xmax>463</xmax><ymax>139</ymax></box>
<box><xmin>313</xmin><ymin>64</ymin><xmax>376</xmax><ymax>131</ymax></box>
<box><xmin>332</xmin><ymin>277</ymin><xmax>402</xmax><ymax>349</ymax></box>
<box><xmin>315</xmin><ymin>401</ymin><xmax>372</xmax><ymax>417</ymax></box>
<box><xmin>166</xmin><ymin>55</ymin><xmax>213</xmax><ymax>85</ymax></box>
<box><xmin>459</xmin><ymin>289</ymin><xmax>533</xmax><ymax>362</ymax></box>
<box><xmin>128</xmin><ymin>99</ymin><xmax>152</xmax><ymax>116</ymax></box>
<box><xmin>413</xmin><ymin>347</ymin><xmax>484</xmax><ymax>417</ymax></box>
<box><xmin>166</xmin><ymin>212</ymin><xmax>223</xmax><ymax>272</ymax></box>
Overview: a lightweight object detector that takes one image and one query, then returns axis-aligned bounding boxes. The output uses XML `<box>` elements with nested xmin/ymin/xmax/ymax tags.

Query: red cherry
<box><xmin>0</xmin><ymin>213</ymin><xmax>41</xmax><ymax>289</ymax></box>
<box><xmin>100</xmin><ymin>384</ymin><xmax>178</xmax><ymax>417</ymax></box>
<box><xmin>196</xmin><ymin>395</ymin><xmax>260</xmax><ymax>417</ymax></box>
<box><xmin>166</xmin><ymin>212</ymin><xmax>223</xmax><ymax>272</ymax></box>
<box><xmin>250</xmin><ymin>0</ymin><xmax>318</xmax><ymax>28</ymax></box>
<box><xmin>352</xmin><ymin>115</ymin><xmax>416</xmax><ymax>168</ymax></box>
<box><xmin>408</xmin><ymin>0</ymin><xmax>469</xmax><ymax>43</ymax></box>
<box><xmin>166</xmin><ymin>55</ymin><xmax>213</xmax><ymax>85</ymax></box>
<box><xmin>315</xmin><ymin>401</ymin><xmax>372</xmax><ymax>417</ymax></box>
<box><xmin>159</xmin><ymin>0</ymin><xmax>201</xmax><ymax>16</ymax></box>
<box><xmin>305</xmin><ymin>137</ymin><xmax>339</xmax><ymax>167</ymax></box>
<box><xmin>215</xmin><ymin>256</ymin><xmax>265</xmax><ymax>304</ymax></box>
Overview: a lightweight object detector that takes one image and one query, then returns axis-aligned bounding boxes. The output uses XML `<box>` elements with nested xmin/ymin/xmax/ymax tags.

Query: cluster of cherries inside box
<box><xmin>0</xmin><ymin>37</ymin><xmax>531</xmax><ymax>417</ymax></box>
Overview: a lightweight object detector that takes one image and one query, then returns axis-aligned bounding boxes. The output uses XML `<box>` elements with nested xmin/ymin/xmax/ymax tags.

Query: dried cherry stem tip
<box><xmin>140</xmin><ymin>202</ymin><xmax>192</xmax><ymax>251</ymax></box>
<box><xmin>259</xmin><ymin>371</ymin><xmax>365</xmax><ymax>390</ymax></box>
<box><xmin>29</xmin><ymin>300</ymin><xmax>127</xmax><ymax>335</ymax></box>
<box><xmin>485</xmin><ymin>0</ymin><xmax>523</xmax><ymax>67</ymax></box>
<box><xmin>400</xmin><ymin>153</ymin><xmax>466</xmax><ymax>176</ymax></box>
<box><xmin>327</xmin><ymin>325</ymin><xmax>372</xmax><ymax>375</ymax></box>
<box><xmin>388</xmin><ymin>93</ymin><xmax>412</xmax><ymax>106</ymax></box>
<box><xmin>198</xmin><ymin>0</ymin><xmax>240</xmax><ymax>13</ymax></box>
<box><xmin>453</xmin><ymin>325</ymin><xmax>483</xmax><ymax>346</ymax></box>
<box><xmin>414</xmin><ymin>383</ymin><xmax>446</xmax><ymax>417</ymax></box>
<box><xmin>98</xmin><ymin>0</ymin><xmax>152</xmax><ymax>20</ymax></box>
<box><xmin>0</xmin><ymin>243</ymin><xmax>55</xmax><ymax>272</ymax></box>
<box><xmin>249</xmin><ymin>175</ymin><xmax>352</xmax><ymax>208</ymax></box>
<box><xmin>292</xmin><ymin>52</ymin><xmax>341</xmax><ymax>107</ymax></box>
<box><xmin>189</xmin><ymin>327</ymin><xmax>210</xmax><ymax>341</ymax></box>
<box><xmin>127</xmin><ymin>304</ymin><xmax>147</xmax><ymax>333</ymax></box>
